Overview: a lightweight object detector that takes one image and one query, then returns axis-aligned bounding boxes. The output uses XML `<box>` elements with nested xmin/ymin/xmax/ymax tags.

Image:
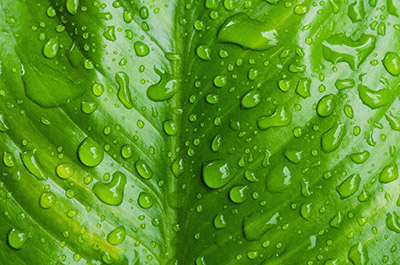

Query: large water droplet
<box><xmin>43</xmin><ymin>38</ymin><xmax>59</xmax><ymax>59</ymax></box>
<box><xmin>147</xmin><ymin>67</ymin><xmax>177</xmax><ymax>101</ymax></box>
<box><xmin>329</xmin><ymin>212</ymin><xmax>343</xmax><ymax>228</ymax></box>
<box><xmin>283</xmin><ymin>149</ymin><xmax>303</xmax><ymax>164</ymax></box>
<box><xmin>243</xmin><ymin>211</ymin><xmax>279</xmax><ymax>241</ymax></box>
<box><xmin>217</xmin><ymin>14</ymin><xmax>279</xmax><ymax>50</ymax></box>
<box><xmin>379</xmin><ymin>163</ymin><xmax>398</xmax><ymax>183</ymax></box>
<box><xmin>196</xmin><ymin>45</ymin><xmax>211</xmax><ymax>61</ymax></box>
<box><xmin>348</xmin><ymin>242</ymin><xmax>369</xmax><ymax>265</ymax></box>
<box><xmin>358</xmin><ymin>84</ymin><xmax>390</xmax><ymax>109</ymax></box>
<box><xmin>135</xmin><ymin>160</ymin><xmax>153</xmax><ymax>179</ymax></box>
<box><xmin>116</xmin><ymin>72</ymin><xmax>133</xmax><ymax>109</ymax></box>
<box><xmin>229</xmin><ymin>185</ymin><xmax>248</xmax><ymax>203</ymax></box>
<box><xmin>241</xmin><ymin>90</ymin><xmax>261</xmax><ymax>109</ymax></box>
<box><xmin>7</xmin><ymin>228</ymin><xmax>29</xmax><ymax>250</ymax></box>
<box><xmin>107</xmin><ymin>226</ymin><xmax>126</xmax><ymax>245</ymax></box>
<box><xmin>202</xmin><ymin>160</ymin><xmax>234</xmax><ymax>189</ymax></box>
<box><xmin>317</xmin><ymin>94</ymin><xmax>335</xmax><ymax>117</ymax></box>
<box><xmin>40</xmin><ymin>192</ymin><xmax>57</xmax><ymax>209</ymax></box>
<box><xmin>257</xmin><ymin>105</ymin><xmax>291</xmax><ymax>130</ymax></box>
<box><xmin>92</xmin><ymin>171</ymin><xmax>127</xmax><ymax>206</ymax></box>
<box><xmin>322</xmin><ymin>34</ymin><xmax>376</xmax><ymax>70</ymax></box>
<box><xmin>138</xmin><ymin>192</ymin><xmax>154</xmax><ymax>208</ymax></box>
<box><xmin>336</xmin><ymin>173</ymin><xmax>360</xmax><ymax>199</ymax></box>
<box><xmin>78</xmin><ymin>137</ymin><xmax>104</xmax><ymax>167</ymax></box>
<box><xmin>0</xmin><ymin>113</ymin><xmax>9</xmax><ymax>132</ymax></box>
<box><xmin>296</xmin><ymin>78</ymin><xmax>311</xmax><ymax>98</ymax></box>
<box><xmin>350</xmin><ymin>150</ymin><xmax>370</xmax><ymax>164</ymax></box>
<box><xmin>56</xmin><ymin>163</ymin><xmax>74</xmax><ymax>179</ymax></box>
<box><xmin>383</xmin><ymin>52</ymin><xmax>400</xmax><ymax>76</ymax></box>
<box><xmin>321</xmin><ymin>122</ymin><xmax>346</xmax><ymax>153</ymax></box>
<box><xmin>134</xmin><ymin>41</ymin><xmax>150</xmax><ymax>57</ymax></box>
<box><xmin>265</xmin><ymin>165</ymin><xmax>291</xmax><ymax>193</ymax></box>
<box><xmin>66</xmin><ymin>0</ymin><xmax>79</xmax><ymax>15</ymax></box>
<box><xmin>21</xmin><ymin>150</ymin><xmax>47</xmax><ymax>180</ymax></box>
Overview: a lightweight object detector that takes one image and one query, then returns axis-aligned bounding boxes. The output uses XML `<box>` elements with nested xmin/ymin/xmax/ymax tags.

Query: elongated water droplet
<box><xmin>335</xmin><ymin>79</ymin><xmax>355</xmax><ymax>90</ymax></box>
<box><xmin>92</xmin><ymin>171</ymin><xmax>127</xmax><ymax>205</ymax></box>
<box><xmin>317</xmin><ymin>94</ymin><xmax>335</xmax><ymax>117</ymax></box>
<box><xmin>107</xmin><ymin>226</ymin><xmax>126</xmax><ymax>245</ymax></box>
<box><xmin>147</xmin><ymin>67</ymin><xmax>177</xmax><ymax>101</ymax></box>
<box><xmin>202</xmin><ymin>160</ymin><xmax>234</xmax><ymax>189</ymax></box>
<box><xmin>241</xmin><ymin>90</ymin><xmax>261</xmax><ymax>109</ymax></box>
<box><xmin>336</xmin><ymin>173</ymin><xmax>361</xmax><ymax>199</ymax></box>
<box><xmin>217</xmin><ymin>14</ymin><xmax>279</xmax><ymax>50</ymax></box>
<box><xmin>296</xmin><ymin>78</ymin><xmax>311</xmax><ymax>98</ymax></box>
<box><xmin>387</xmin><ymin>212</ymin><xmax>400</xmax><ymax>233</ymax></box>
<box><xmin>300</xmin><ymin>203</ymin><xmax>312</xmax><ymax>220</ymax></box>
<box><xmin>8</xmin><ymin>228</ymin><xmax>29</xmax><ymax>250</ymax></box>
<box><xmin>135</xmin><ymin>160</ymin><xmax>153</xmax><ymax>179</ymax></box>
<box><xmin>379</xmin><ymin>163</ymin><xmax>398</xmax><ymax>183</ymax></box>
<box><xmin>138</xmin><ymin>192</ymin><xmax>154</xmax><ymax>208</ymax></box>
<box><xmin>21</xmin><ymin>150</ymin><xmax>47</xmax><ymax>180</ymax></box>
<box><xmin>257</xmin><ymin>105</ymin><xmax>291</xmax><ymax>130</ymax></box>
<box><xmin>348</xmin><ymin>242</ymin><xmax>369</xmax><ymax>265</ymax></box>
<box><xmin>350</xmin><ymin>150</ymin><xmax>370</xmax><ymax>164</ymax></box>
<box><xmin>116</xmin><ymin>72</ymin><xmax>133</xmax><ymax>109</ymax></box>
<box><xmin>211</xmin><ymin>135</ymin><xmax>221</xmax><ymax>152</ymax></box>
<box><xmin>348</xmin><ymin>0</ymin><xmax>365</xmax><ymax>22</ymax></box>
<box><xmin>40</xmin><ymin>192</ymin><xmax>56</xmax><ymax>209</ymax></box>
<box><xmin>383</xmin><ymin>52</ymin><xmax>400</xmax><ymax>76</ymax></box>
<box><xmin>103</xmin><ymin>26</ymin><xmax>116</xmax><ymax>41</ymax></box>
<box><xmin>266</xmin><ymin>165</ymin><xmax>291</xmax><ymax>193</ymax></box>
<box><xmin>0</xmin><ymin>113</ymin><xmax>9</xmax><ymax>132</ymax></box>
<box><xmin>322</xmin><ymin>34</ymin><xmax>376</xmax><ymax>70</ymax></box>
<box><xmin>43</xmin><ymin>38</ymin><xmax>59</xmax><ymax>59</ymax></box>
<box><xmin>171</xmin><ymin>157</ymin><xmax>184</xmax><ymax>177</ymax></box>
<box><xmin>329</xmin><ymin>212</ymin><xmax>343</xmax><ymax>228</ymax></box>
<box><xmin>358</xmin><ymin>84</ymin><xmax>390</xmax><ymax>109</ymax></box>
<box><xmin>78</xmin><ymin>137</ymin><xmax>104</xmax><ymax>167</ymax></box>
<box><xmin>243</xmin><ymin>211</ymin><xmax>279</xmax><ymax>241</ymax></box>
<box><xmin>321</xmin><ymin>122</ymin><xmax>346</xmax><ymax>153</ymax></box>
<box><xmin>66</xmin><ymin>0</ymin><xmax>79</xmax><ymax>15</ymax></box>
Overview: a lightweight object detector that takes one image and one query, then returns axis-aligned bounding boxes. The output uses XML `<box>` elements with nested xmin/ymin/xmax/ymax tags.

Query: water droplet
<box><xmin>329</xmin><ymin>212</ymin><xmax>343</xmax><ymax>228</ymax></box>
<box><xmin>336</xmin><ymin>173</ymin><xmax>361</xmax><ymax>199</ymax></box>
<box><xmin>213</xmin><ymin>75</ymin><xmax>227</xmax><ymax>88</ymax></box>
<box><xmin>344</xmin><ymin>105</ymin><xmax>354</xmax><ymax>118</ymax></box>
<box><xmin>317</xmin><ymin>94</ymin><xmax>335</xmax><ymax>117</ymax></box>
<box><xmin>163</xmin><ymin>120</ymin><xmax>177</xmax><ymax>136</ymax></box>
<box><xmin>171</xmin><ymin>158</ymin><xmax>184</xmax><ymax>177</ymax></box>
<box><xmin>350</xmin><ymin>150</ymin><xmax>370</xmax><ymax>164</ymax></box>
<box><xmin>265</xmin><ymin>165</ymin><xmax>291</xmax><ymax>193</ymax></box>
<box><xmin>244</xmin><ymin>170</ymin><xmax>259</xmax><ymax>182</ymax></box>
<box><xmin>241</xmin><ymin>90</ymin><xmax>261</xmax><ymax>109</ymax></box>
<box><xmin>43</xmin><ymin>38</ymin><xmax>59</xmax><ymax>59</ymax></box>
<box><xmin>296</xmin><ymin>78</ymin><xmax>311</xmax><ymax>98</ymax></box>
<box><xmin>243</xmin><ymin>211</ymin><xmax>279</xmax><ymax>241</ymax></box>
<box><xmin>213</xmin><ymin>213</ymin><xmax>227</xmax><ymax>229</ymax></box>
<box><xmin>3</xmin><ymin>152</ymin><xmax>15</xmax><ymax>168</ymax></box>
<box><xmin>379</xmin><ymin>163</ymin><xmax>398</xmax><ymax>183</ymax></box>
<box><xmin>348</xmin><ymin>242</ymin><xmax>369</xmax><ymax>265</ymax></box>
<box><xmin>386</xmin><ymin>212</ymin><xmax>400</xmax><ymax>233</ymax></box>
<box><xmin>202</xmin><ymin>160</ymin><xmax>234</xmax><ymax>189</ymax></box>
<box><xmin>135</xmin><ymin>160</ymin><xmax>153</xmax><ymax>179</ymax></box>
<box><xmin>121</xmin><ymin>144</ymin><xmax>133</xmax><ymax>159</ymax></box>
<box><xmin>301</xmin><ymin>179</ymin><xmax>312</xmax><ymax>197</ymax></box>
<box><xmin>322</xmin><ymin>34</ymin><xmax>376</xmax><ymax>70</ymax></box>
<box><xmin>383</xmin><ymin>52</ymin><xmax>400</xmax><ymax>76</ymax></box>
<box><xmin>347</xmin><ymin>0</ymin><xmax>365</xmax><ymax>22</ymax></box>
<box><xmin>92</xmin><ymin>171</ymin><xmax>127</xmax><ymax>206</ymax></box>
<box><xmin>300</xmin><ymin>203</ymin><xmax>312</xmax><ymax>220</ymax></box>
<box><xmin>278</xmin><ymin>79</ymin><xmax>293</xmax><ymax>92</ymax></box>
<box><xmin>107</xmin><ymin>226</ymin><xmax>126</xmax><ymax>245</ymax></box>
<box><xmin>78</xmin><ymin>137</ymin><xmax>104</xmax><ymax>167</ymax></box>
<box><xmin>103</xmin><ymin>26</ymin><xmax>116</xmax><ymax>41</ymax></box>
<box><xmin>229</xmin><ymin>185</ymin><xmax>248</xmax><ymax>203</ymax></box>
<box><xmin>138</xmin><ymin>192</ymin><xmax>154</xmax><ymax>208</ymax></box>
<box><xmin>134</xmin><ymin>41</ymin><xmax>150</xmax><ymax>57</ymax></box>
<box><xmin>81</xmin><ymin>101</ymin><xmax>98</xmax><ymax>114</ymax></box>
<box><xmin>147</xmin><ymin>67</ymin><xmax>178</xmax><ymax>101</ymax></box>
<box><xmin>116</xmin><ymin>72</ymin><xmax>133</xmax><ymax>109</ymax></box>
<box><xmin>7</xmin><ymin>228</ymin><xmax>29</xmax><ymax>250</ymax></box>
<box><xmin>40</xmin><ymin>192</ymin><xmax>57</xmax><ymax>209</ymax></box>
<box><xmin>211</xmin><ymin>135</ymin><xmax>221</xmax><ymax>152</ymax></box>
<box><xmin>257</xmin><ymin>105</ymin><xmax>291</xmax><ymax>130</ymax></box>
<box><xmin>196</xmin><ymin>45</ymin><xmax>211</xmax><ymax>61</ymax></box>
<box><xmin>21</xmin><ymin>150</ymin><xmax>47</xmax><ymax>180</ymax></box>
<box><xmin>358</xmin><ymin>84</ymin><xmax>390</xmax><ymax>109</ymax></box>
<box><xmin>0</xmin><ymin>113</ymin><xmax>9</xmax><ymax>132</ymax></box>
<box><xmin>205</xmin><ymin>94</ymin><xmax>219</xmax><ymax>104</ymax></box>
<box><xmin>56</xmin><ymin>163</ymin><xmax>74</xmax><ymax>179</ymax></box>
<box><xmin>92</xmin><ymin>83</ymin><xmax>105</xmax><ymax>96</ymax></box>
<box><xmin>335</xmin><ymin>79</ymin><xmax>355</xmax><ymax>90</ymax></box>
<box><xmin>387</xmin><ymin>0</ymin><xmax>400</xmax><ymax>16</ymax></box>
<box><xmin>321</xmin><ymin>122</ymin><xmax>346</xmax><ymax>153</ymax></box>
<box><xmin>386</xmin><ymin>112</ymin><xmax>400</xmax><ymax>131</ymax></box>
<box><xmin>66</xmin><ymin>0</ymin><xmax>79</xmax><ymax>15</ymax></box>
<box><xmin>217</xmin><ymin>14</ymin><xmax>279</xmax><ymax>50</ymax></box>
<box><xmin>283</xmin><ymin>149</ymin><xmax>303</xmax><ymax>164</ymax></box>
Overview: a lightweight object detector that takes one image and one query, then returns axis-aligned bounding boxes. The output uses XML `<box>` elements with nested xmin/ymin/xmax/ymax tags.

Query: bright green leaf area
<box><xmin>1</xmin><ymin>0</ymin><xmax>400</xmax><ymax>264</ymax></box>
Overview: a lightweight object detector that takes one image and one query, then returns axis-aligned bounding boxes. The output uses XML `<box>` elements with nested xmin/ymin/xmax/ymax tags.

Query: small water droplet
<box><xmin>213</xmin><ymin>75</ymin><xmax>227</xmax><ymax>88</ymax></box>
<box><xmin>56</xmin><ymin>163</ymin><xmax>74</xmax><ymax>179</ymax></box>
<box><xmin>7</xmin><ymin>228</ymin><xmax>29</xmax><ymax>250</ymax></box>
<box><xmin>66</xmin><ymin>0</ymin><xmax>79</xmax><ymax>15</ymax></box>
<box><xmin>265</xmin><ymin>165</ymin><xmax>291</xmax><ymax>193</ymax></box>
<box><xmin>121</xmin><ymin>144</ymin><xmax>133</xmax><ymax>159</ymax></box>
<box><xmin>348</xmin><ymin>242</ymin><xmax>369</xmax><ymax>265</ymax></box>
<box><xmin>350</xmin><ymin>150</ymin><xmax>370</xmax><ymax>164</ymax></box>
<box><xmin>317</xmin><ymin>94</ymin><xmax>335</xmax><ymax>117</ymax></box>
<box><xmin>386</xmin><ymin>212</ymin><xmax>400</xmax><ymax>233</ymax></box>
<box><xmin>296</xmin><ymin>78</ymin><xmax>311</xmax><ymax>98</ymax></box>
<box><xmin>196</xmin><ymin>45</ymin><xmax>211</xmax><ymax>61</ymax></box>
<box><xmin>3</xmin><ymin>152</ymin><xmax>15</xmax><ymax>168</ymax></box>
<box><xmin>163</xmin><ymin>120</ymin><xmax>178</xmax><ymax>136</ymax></box>
<box><xmin>103</xmin><ymin>26</ymin><xmax>116</xmax><ymax>41</ymax></box>
<box><xmin>135</xmin><ymin>160</ymin><xmax>153</xmax><ymax>179</ymax></box>
<box><xmin>283</xmin><ymin>149</ymin><xmax>303</xmax><ymax>164</ymax></box>
<box><xmin>243</xmin><ymin>211</ymin><xmax>279</xmax><ymax>241</ymax></box>
<box><xmin>229</xmin><ymin>185</ymin><xmax>248</xmax><ymax>203</ymax></box>
<box><xmin>241</xmin><ymin>90</ymin><xmax>261</xmax><ymax>109</ymax></box>
<box><xmin>213</xmin><ymin>213</ymin><xmax>227</xmax><ymax>229</ymax></box>
<box><xmin>40</xmin><ymin>192</ymin><xmax>57</xmax><ymax>209</ymax></box>
<box><xmin>138</xmin><ymin>192</ymin><xmax>154</xmax><ymax>208</ymax></box>
<box><xmin>358</xmin><ymin>84</ymin><xmax>390</xmax><ymax>109</ymax></box>
<box><xmin>329</xmin><ymin>212</ymin><xmax>343</xmax><ymax>228</ymax></box>
<box><xmin>147</xmin><ymin>67</ymin><xmax>177</xmax><ymax>101</ymax></box>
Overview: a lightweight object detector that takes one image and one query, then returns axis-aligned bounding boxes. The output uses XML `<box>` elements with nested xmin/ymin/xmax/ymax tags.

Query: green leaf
<box><xmin>0</xmin><ymin>0</ymin><xmax>400</xmax><ymax>264</ymax></box>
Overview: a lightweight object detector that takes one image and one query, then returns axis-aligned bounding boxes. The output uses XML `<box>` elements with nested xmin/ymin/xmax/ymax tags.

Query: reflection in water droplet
<box><xmin>196</xmin><ymin>45</ymin><xmax>211</xmax><ymax>61</ymax></box>
<box><xmin>383</xmin><ymin>52</ymin><xmax>400</xmax><ymax>76</ymax></box>
<box><xmin>213</xmin><ymin>213</ymin><xmax>227</xmax><ymax>229</ymax></box>
<box><xmin>229</xmin><ymin>185</ymin><xmax>248</xmax><ymax>203</ymax></box>
<box><xmin>134</xmin><ymin>41</ymin><xmax>150</xmax><ymax>57</ymax></box>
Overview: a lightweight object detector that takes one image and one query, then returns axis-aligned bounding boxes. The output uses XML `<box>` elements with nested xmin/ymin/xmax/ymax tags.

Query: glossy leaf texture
<box><xmin>1</xmin><ymin>0</ymin><xmax>400</xmax><ymax>264</ymax></box>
